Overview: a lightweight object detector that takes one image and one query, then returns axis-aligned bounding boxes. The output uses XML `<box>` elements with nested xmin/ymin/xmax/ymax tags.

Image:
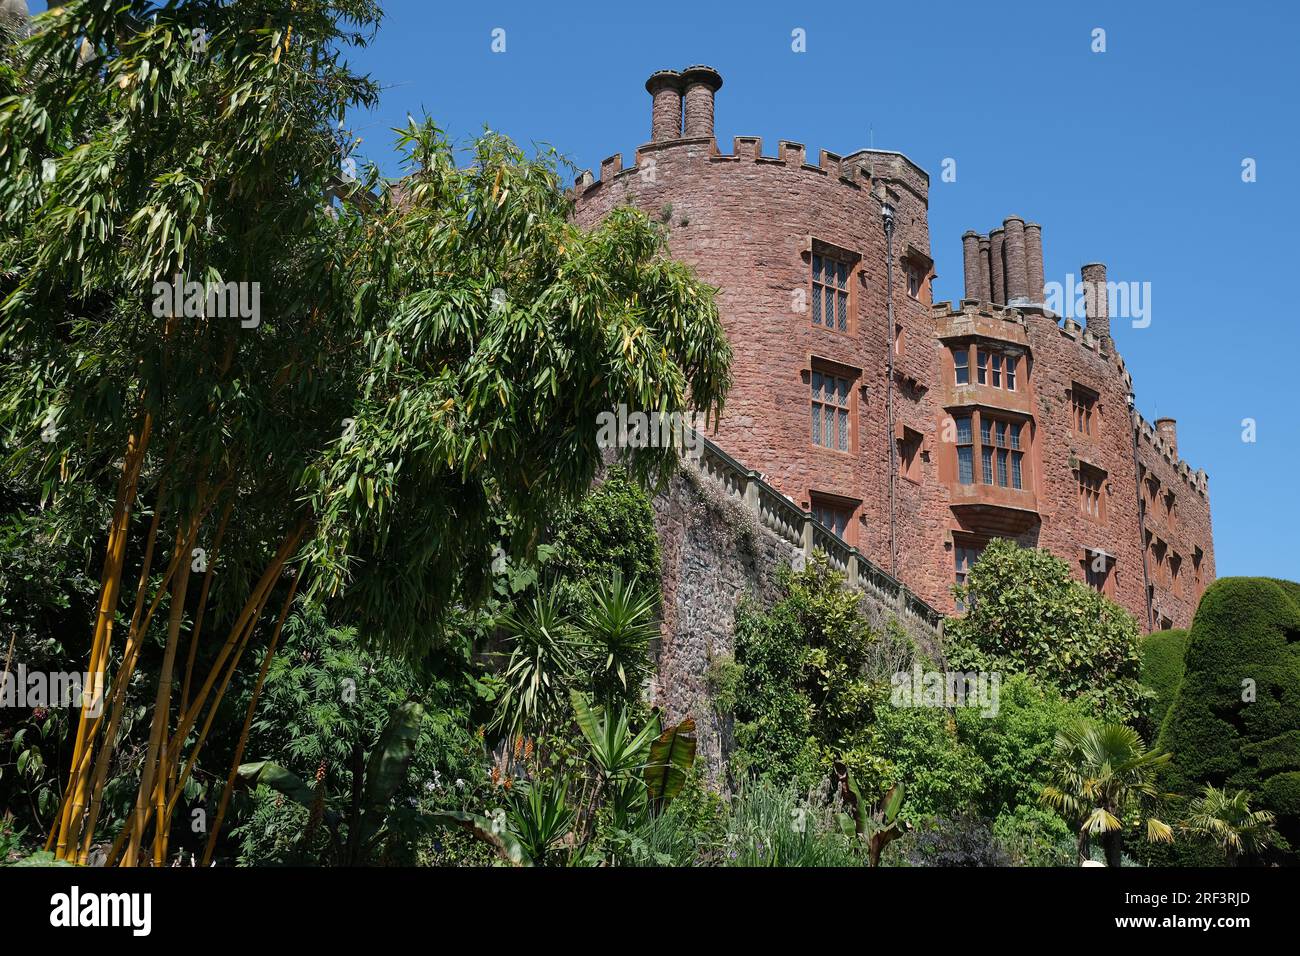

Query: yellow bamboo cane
<box><xmin>202</xmin><ymin>570</ymin><xmax>302</xmax><ymax>866</ymax></box>
<box><xmin>52</xmin><ymin>415</ymin><xmax>152</xmax><ymax>857</ymax></box>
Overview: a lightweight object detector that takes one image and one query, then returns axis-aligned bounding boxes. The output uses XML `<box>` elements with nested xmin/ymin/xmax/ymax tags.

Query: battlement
<box><xmin>572</xmin><ymin>67</ymin><xmax>928</xmax><ymax>204</ymax></box>
<box><xmin>930</xmin><ymin>298</ymin><xmax>1109</xmax><ymax>355</ymax></box>
<box><xmin>1135</xmin><ymin>411</ymin><xmax>1210</xmax><ymax>496</ymax></box>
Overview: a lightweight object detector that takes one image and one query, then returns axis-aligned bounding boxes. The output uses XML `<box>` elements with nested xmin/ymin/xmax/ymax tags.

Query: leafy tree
<box><xmin>0</xmin><ymin>0</ymin><xmax>729</xmax><ymax>865</ymax></box>
<box><xmin>1181</xmin><ymin>785</ymin><xmax>1280</xmax><ymax>866</ymax></box>
<box><xmin>946</xmin><ymin>539</ymin><xmax>1146</xmax><ymax>724</ymax></box>
<box><xmin>1040</xmin><ymin>719</ymin><xmax>1173</xmax><ymax>866</ymax></box>
<box><xmin>869</xmin><ymin>705</ymin><xmax>981</xmax><ymax>823</ymax></box>
<box><xmin>1157</xmin><ymin>577</ymin><xmax>1300</xmax><ymax>862</ymax></box>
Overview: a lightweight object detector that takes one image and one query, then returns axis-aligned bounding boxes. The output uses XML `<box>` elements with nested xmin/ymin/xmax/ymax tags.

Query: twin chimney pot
<box><xmin>961</xmin><ymin>220</ymin><xmax>1110</xmax><ymax>344</ymax></box>
<box><xmin>645</xmin><ymin>66</ymin><xmax>724</xmax><ymax>143</ymax></box>
<box><xmin>963</xmin><ymin>217</ymin><xmax>1044</xmax><ymax>309</ymax></box>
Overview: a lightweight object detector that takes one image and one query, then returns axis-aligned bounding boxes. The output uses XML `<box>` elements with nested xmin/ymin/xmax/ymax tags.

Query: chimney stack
<box><xmin>977</xmin><ymin>236</ymin><xmax>992</xmax><ymax>302</ymax></box>
<box><xmin>680</xmin><ymin>65</ymin><xmax>723</xmax><ymax>140</ymax></box>
<box><xmin>1080</xmin><ymin>261</ymin><xmax>1110</xmax><ymax>342</ymax></box>
<box><xmin>1002</xmin><ymin>216</ymin><xmax>1030</xmax><ymax>304</ymax></box>
<box><xmin>962</xmin><ymin>231</ymin><xmax>981</xmax><ymax>300</ymax></box>
<box><xmin>989</xmin><ymin>228</ymin><xmax>1006</xmax><ymax>305</ymax></box>
<box><xmin>646</xmin><ymin>70</ymin><xmax>683</xmax><ymax>143</ymax></box>
<box><xmin>1024</xmin><ymin>222</ymin><xmax>1044</xmax><ymax>304</ymax></box>
<box><xmin>1155</xmin><ymin>418</ymin><xmax>1178</xmax><ymax>458</ymax></box>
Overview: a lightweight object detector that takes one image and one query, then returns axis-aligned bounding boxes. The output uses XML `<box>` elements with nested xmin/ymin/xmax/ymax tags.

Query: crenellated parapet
<box><xmin>571</xmin><ymin>67</ymin><xmax>928</xmax><ymax>210</ymax></box>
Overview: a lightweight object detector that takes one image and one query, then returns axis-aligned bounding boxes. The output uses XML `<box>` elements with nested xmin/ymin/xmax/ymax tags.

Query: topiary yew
<box><xmin>1158</xmin><ymin>577</ymin><xmax>1300</xmax><ymax>861</ymax></box>
<box><xmin>1139</xmin><ymin>628</ymin><xmax>1189</xmax><ymax>741</ymax></box>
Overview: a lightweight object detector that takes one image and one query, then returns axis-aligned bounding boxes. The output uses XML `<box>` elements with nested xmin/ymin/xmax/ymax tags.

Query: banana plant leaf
<box><xmin>358</xmin><ymin>700</ymin><xmax>424</xmax><ymax>849</ymax></box>
<box><xmin>644</xmin><ymin>717</ymin><xmax>697</xmax><ymax>805</ymax></box>
<box><xmin>431</xmin><ymin>810</ymin><xmax>531</xmax><ymax>866</ymax></box>
<box><xmin>237</xmin><ymin>760</ymin><xmax>318</xmax><ymax>808</ymax></box>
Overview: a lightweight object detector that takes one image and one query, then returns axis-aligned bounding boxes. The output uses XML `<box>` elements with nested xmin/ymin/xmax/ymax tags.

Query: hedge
<box><xmin>1157</xmin><ymin>577</ymin><xmax>1300</xmax><ymax>861</ymax></box>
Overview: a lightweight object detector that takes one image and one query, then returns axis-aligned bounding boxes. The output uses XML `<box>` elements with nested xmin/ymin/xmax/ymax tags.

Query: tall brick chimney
<box><xmin>1080</xmin><ymin>261</ymin><xmax>1110</xmax><ymax>342</ymax></box>
<box><xmin>1003</xmin><ymin>216</ymin><xmax>1029</xmax><ymax>305</ymax></box>
<box><xmin>989</xmin><ymin>227</ymin><xmax>1006</xmax><ymax>305</ymax></box>
<box><xmin>646</xmin><ymin>70</ymin><xmax>683</xmax><ymax>142</ymax></box>
<box><xmin>1024</xmin><ymin>222</ymin><xmax>1044</xmax><ymax>304</ymax></box>
<box><xmin>1155</xmin><ymin>418</ymin><xmax>1178</xmax><ymax>458</ymax></box>
<box><xmin>962</xmin><ymin>231</ymin><xmax>981</xmax><ymax>300</ymax></box>
<box><xmin>680</xmin><ymin>65</ymin><xmax>723</xmax><ymax>140</ymax></box>
<box><xmin>977</xmin><ymin>235</ymin><xmax>992</xmax><ymax>302</ymax></box>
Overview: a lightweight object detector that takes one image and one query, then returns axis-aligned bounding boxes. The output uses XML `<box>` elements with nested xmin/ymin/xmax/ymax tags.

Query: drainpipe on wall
<box><xmin>882</xmin><ymin>200</ymin><xmax>898</xmax><ymax>575</ymax></box>
<box><xmin>1127</xmin><ymin>389</ymin><xmax>1155</xmax><ymax>631</ymax></box>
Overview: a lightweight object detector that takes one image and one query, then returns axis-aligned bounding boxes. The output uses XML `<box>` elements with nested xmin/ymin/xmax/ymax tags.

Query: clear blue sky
<box><xmin>343</xmin><ymin>0</ymin><xmax>1299</xmax><ymax>581</ymax></box>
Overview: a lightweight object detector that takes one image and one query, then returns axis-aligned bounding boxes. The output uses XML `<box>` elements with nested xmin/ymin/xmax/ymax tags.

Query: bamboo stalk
<box><xmin>52</xmin><ymin>415</ymin><xmax>152</xmax><ymax>857</ymax></box>
<box><xmin>123</xmin><ymin>514</ymin><xmax>199</xmax><ymax>867</ymax></box>
<box><xmin>105</xmin><ymin>523</ymin><xmax>304</xmax><ymax>866</ymax></box>
<box><xmin>170</xmin><ymin>522</ymin><xmax>306</xmax><ymax>751</ymax></box>
<box><xmin>180</xmin><ymin>497</ymin><xmax>234</xmax><ymax>721</ymax></box>
<box><xmin>75</xmin><ymin>479</ymin><xmax>169</xmax><ymax>863</ymax></box>
<box><xmin>167</xmin><ymin>570</ymin><xmax>300</xmax><ymax>826</ymax></box>
<box><xmin>202</xmin><ymin>570</ymin><xmax>301</xmax><ymax>866</ymax></box>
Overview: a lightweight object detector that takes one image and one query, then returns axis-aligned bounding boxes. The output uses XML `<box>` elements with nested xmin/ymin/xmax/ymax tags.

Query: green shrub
<box><xmin>1139</xmin><ymin>628</ymin><xmax>1189</xmax><ymax>741</ymax></box>
<box><xmin>992</xmin><ymin>805</ymin><xmax>1075</xmax><ymax>866</ymax></box>
<box><xmin>870</xmin><ymin>703</ymin><xmax>982</xmax><ymax>823</ymax></box>
<box><xmin>955</xmin><ymin>673</ymin><xmax>1088</xmax><ymax>818</ymax></box>
<box><xmin>548</xmin><ymin>467</ymin><xmax>661</xmax><ymax>616</ymax></box>
<box><xmin>727</xmin><ymin>556</ymin><xmax>896</xmax><ymax>792</ymax></box>
<box><xmin>946</xmin><ymin>538</ymin><xmax>1145</xmax><ymax>724</ymax></box>
<box><xmin>1157</xmin><ymin>577</ymin><xmax>1300</xmax><ymax>863</ymax></box>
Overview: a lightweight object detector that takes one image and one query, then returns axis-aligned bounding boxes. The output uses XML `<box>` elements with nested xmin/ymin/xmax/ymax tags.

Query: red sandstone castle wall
<box><xmin>572</xmin><ymin>69</ymin><xmax>1214</xmax><ymax>630</ymax></box>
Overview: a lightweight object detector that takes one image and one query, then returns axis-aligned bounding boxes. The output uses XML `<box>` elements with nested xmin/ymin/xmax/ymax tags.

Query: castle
<box><xmin>572</xmin><ymin>66</ymin><xmax>1214</xmax><ymax>630</ymax></box>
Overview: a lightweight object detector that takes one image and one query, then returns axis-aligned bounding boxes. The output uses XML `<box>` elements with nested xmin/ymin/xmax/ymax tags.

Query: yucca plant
<box><xmin>1182</xmin><ymin>785</ymin><xmax>1280</xmax><ymax>866</ymax></box>
<box><xmin>578</xmin><ymin>570</ymin><xmax>658</xmax><ymax>704</ymax></box>
<box><xmin>505</xmin><ymin>777</ymin><xmax>575</xmax><ymax>866</ymax></box>
<box><xmin>491</xmin><ymin>592</ymin><xmax>579</xmax><ymax>739</ymax></box>
<box><xmin>571</xmin><ymin>689</ymin><xmax>660</xmax><ymax>827</ymax></box>
<box><xmin>1040</xmin><ymin>718</ymin><xmax>1174</xmax><ymax>866</ymax></box>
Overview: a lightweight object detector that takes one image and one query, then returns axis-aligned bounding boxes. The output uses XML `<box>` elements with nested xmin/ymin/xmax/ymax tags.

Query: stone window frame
<box><xmin>902</xmin><ymin>245</ymin><xmax>933</xmax><ymax>302</ymax></box>
<box><xmin>809</xmin><ymin>490</ymin><xmax>860</xmax><ymax>546</ymax></box>
<box><xmin>976</xmin><ymin>346</ymin><xmax>1020</xmax><ymax>392</ymax></box>
<box><xmin>1076</xmin><ymin>460</ymin><xmax>1108</xmax><ymax>524</ymax></box>
<box><xmin>1081</xmin><ymin>546</ymin><xmax>1117</xmax><ymax>598</ymax></box>
<box><xmin>953</xmin><ymin>534</ymin><xmax>988</xmax><ymax>612</ymax></box>
<box><xmin>1070</xmin><ymin>381</ymin><xmax>1100</xmax><ymax>438</ymax></box>
<box><xmin>952</xmin><ymin>346</ymin><xmax>970</xmax><ymax>385</ymax></box>
<box><xmin>807</xmin><ymin>356</ymin><xmax>861</xmax><ymax>455</ymax></box>
<box><xmin>970</xmin><ymin>408</ymin><xmax>1029</xmax><ymax>491</ymax></box>
<box><xmin>805</xmin><ymin>237</ymin><xmax>861</xmax><ymax>336</ymax></box>
<box><xmin>896</xmin><ymin>423</ymin><xmax>924</xmax><ymax>484</ymax></box>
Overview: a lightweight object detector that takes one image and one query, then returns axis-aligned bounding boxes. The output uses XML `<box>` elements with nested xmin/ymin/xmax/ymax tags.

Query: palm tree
<box><xmin>1182</xmin><ymin>785</ymin><xmax>1279</xmax><ymax>866</ymax></box>
<box><xmin>1041</xmin><ymin>719</ymin><xmax>1174</xmax><ymax>866</ymax></box>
